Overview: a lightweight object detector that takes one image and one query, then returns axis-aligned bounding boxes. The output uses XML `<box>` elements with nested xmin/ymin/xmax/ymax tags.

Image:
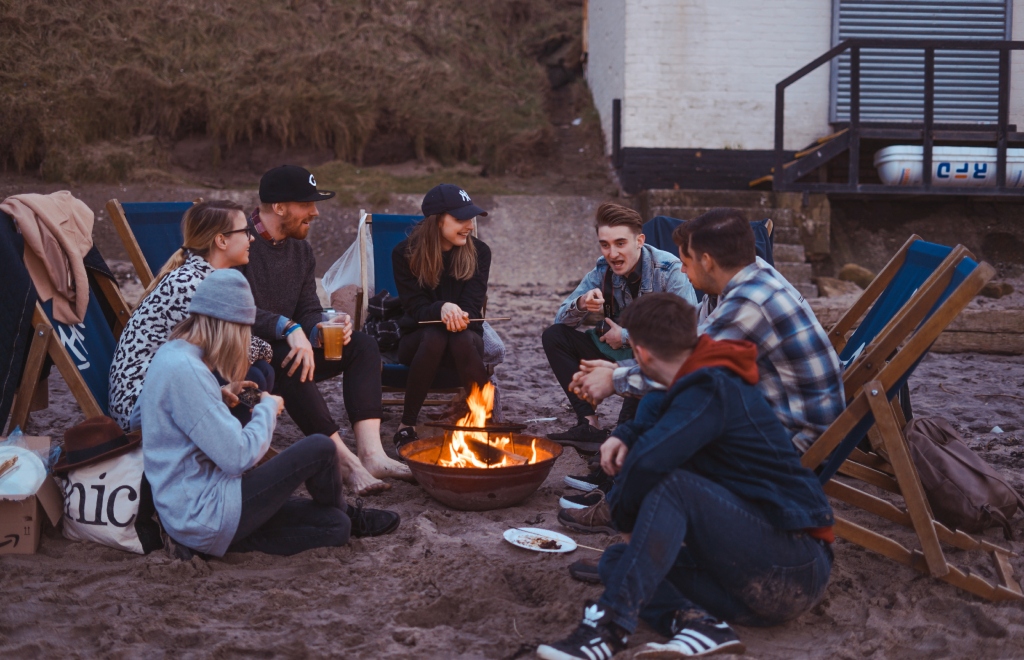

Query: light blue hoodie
<box><xmin>139</xmin><ymin>340</ymin><xmax>276</xmax><ymax>556</ymax></box>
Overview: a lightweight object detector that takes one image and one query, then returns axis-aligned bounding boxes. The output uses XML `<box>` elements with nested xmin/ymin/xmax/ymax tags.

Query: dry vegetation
<box><xmin>0</xmin><ymin>0</ymin><xmax>586</xmax><ymax>183</ymax></box>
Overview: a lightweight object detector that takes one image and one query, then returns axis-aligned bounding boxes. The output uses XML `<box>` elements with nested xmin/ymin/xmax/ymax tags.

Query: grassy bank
<box><xmin>0</xmin><ymin>0</ymin><xmax>584</xmax><ymax>182</ymax></box>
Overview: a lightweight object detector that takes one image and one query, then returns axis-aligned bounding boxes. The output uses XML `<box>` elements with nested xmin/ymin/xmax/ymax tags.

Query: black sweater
<box><xmin>392</xmin><ymin>236</ymin><xmax>490</xmax><ymax>335</ymax></box>
<box><xmin>239</xmin><ymin>222</ymin><xmax>322</xmax><ymax>341</ymax></box>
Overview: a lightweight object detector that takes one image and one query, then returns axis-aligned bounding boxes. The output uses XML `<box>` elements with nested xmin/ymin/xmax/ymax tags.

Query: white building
<box><xmin>586</xmin><ymin>0</ymin><xmax>1024</xmax><ymax>192</ymax></box>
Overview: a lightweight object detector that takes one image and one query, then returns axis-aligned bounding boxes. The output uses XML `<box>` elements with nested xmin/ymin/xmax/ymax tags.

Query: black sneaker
<box><xmin>635</xmin><ymin>612</ymin><xmax>745</xmax><ymax>658</ymax></box>
<box><xmin>546</xmin><ymin>422</ymin><xmax>611</xmax><ymax>454</ymax></box>
<box><xmin>568</xmin><ymin>557</ymin><xmax>602</xmax><ymax>584</ymax></box>
<box><xmin>347</xmin><ymin>500</ymin><xmax>400</xmax><ymax>538</ymax></box>
<box><xmin>393</xmin><ymin>427</ymin><xmax>418</xmax><ymax>459</ymax></box>
<box><xmin>559</xmin><ymin>485</ymin><xmax>609</xmax><ymax>510</ymax></box>
<box><xmin>564</xmin><ymin>465</ymin><xmax>613</xmax><ymax>492</ymax></box>
<box><xmin>536</xmin><ymin>601</ymin><xmax>629</xmax><ymax>660</ymax></box>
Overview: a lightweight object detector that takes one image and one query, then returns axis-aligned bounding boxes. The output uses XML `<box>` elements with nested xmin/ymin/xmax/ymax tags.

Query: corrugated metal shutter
<box><xmin>831</xmin><ymin>0</ymin><xmax>1010</xmax><ymax>123</ymax></box>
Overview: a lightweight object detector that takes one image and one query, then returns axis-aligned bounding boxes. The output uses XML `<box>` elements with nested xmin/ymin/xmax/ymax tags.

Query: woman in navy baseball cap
<box><xmin>390</xmin><ymin>185</ymin><xmax>492</xmax><ymax>452</ymax></box>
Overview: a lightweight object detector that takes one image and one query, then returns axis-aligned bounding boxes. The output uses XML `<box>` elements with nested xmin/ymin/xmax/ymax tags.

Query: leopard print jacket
<box><xmin>107</xmin><ymin>254</ymin><xmax>273</xmax><ymax>429</ymax></box>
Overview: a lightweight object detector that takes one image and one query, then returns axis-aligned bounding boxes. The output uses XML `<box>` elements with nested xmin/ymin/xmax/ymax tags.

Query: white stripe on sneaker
<box><xmin>600</xmin><ymin>641</ymin><xmax>612</xmax><ymax>658</ymax></box>
<box><xmin>558</xmin><ymin>496</ymin><xmax>590</xmax><ymax>510</ymax></box>
<box><xmin>671</xmin><ymin>634</ymin><xmax>703</xmax><ymax>655</ymax></box>
<box><xmin>580</xmin><ymin>644</ymin><xmax>599</xmax><ymax>660</ymax></box>
<box><xmin>679</xmin><ymin>628</ymin><xmax>717</xmax><ymax>649</ymax></box>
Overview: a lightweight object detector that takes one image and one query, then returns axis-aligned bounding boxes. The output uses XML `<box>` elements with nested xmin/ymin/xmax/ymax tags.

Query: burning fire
<box><xmin>439</xmin><ymin>382</ymin><xmax>538</xmax><ymax>468</ymax></box>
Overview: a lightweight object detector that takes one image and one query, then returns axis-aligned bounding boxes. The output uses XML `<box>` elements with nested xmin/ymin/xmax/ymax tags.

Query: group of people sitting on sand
<box><xmin>106</xmin><ymin>167</ymin><xmax>498</xmax><ymax>558</ymax></box>
<box><xmin>108</xmin><ymin>162</ymin><xmax>846</xmax><ymax>657</ymax></box>
<box><xmin>532</xmin><ymin>204</ymin><xmax>845</xmax><ymax>659</ymax></box>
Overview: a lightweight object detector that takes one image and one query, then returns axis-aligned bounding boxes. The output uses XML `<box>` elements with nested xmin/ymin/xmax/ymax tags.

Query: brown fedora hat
<box><xmin>53</xmin><ymin>416</ymin><xmax>142</xmax><ymax>474</ymax></box>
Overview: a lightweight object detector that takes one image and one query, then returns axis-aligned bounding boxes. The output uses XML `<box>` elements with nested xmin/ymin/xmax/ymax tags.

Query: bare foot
<box><xmin>343</xmin><ymin>463</ymin><xmax>391</xmax><ymax>496</ymax></box>
<box><xmin>362</xmin><ymin>454</ymin><xmax>414</xmax><ymax>482</ymax></box>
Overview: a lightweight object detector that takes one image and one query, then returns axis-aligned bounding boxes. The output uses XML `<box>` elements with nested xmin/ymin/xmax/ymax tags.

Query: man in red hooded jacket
<box><xmin>538</xmin><ymin>294</ymin><xmax>834</xmax><ymax>660</ymax></box>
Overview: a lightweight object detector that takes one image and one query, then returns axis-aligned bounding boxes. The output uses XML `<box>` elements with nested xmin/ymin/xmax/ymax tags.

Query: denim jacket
<box><xmin>553</xmin><ymin>245</ymin><xmax>697</xmax><ymax>346</ymax></box>
<box><xmin>607</xmin><ymin>366</ymin><xmax>834</xmax><ymax>534</ymax></box>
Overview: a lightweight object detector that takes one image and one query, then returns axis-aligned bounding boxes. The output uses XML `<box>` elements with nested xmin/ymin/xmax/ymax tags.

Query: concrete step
<box><xmin>795</xmin><ymin>282</ymin><xmax>820</xmax><ymax>298</ymax></box>
<box><xmin>774</xmin><ymin>261</ymin><xmax>813</xmax><ymax>285</ymax></box>
<box><xmin>773</xmin><ymin>243</ymin><xmax>805</xmax><ymax>262</ymax></box>
<box><xmin>772</xmin><ymin>226</ymin><xmax>802</xmax><ymax>244</ymax></box>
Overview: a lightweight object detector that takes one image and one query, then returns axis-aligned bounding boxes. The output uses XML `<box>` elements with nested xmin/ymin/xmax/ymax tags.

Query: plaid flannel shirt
<box><xmin>613</xmin><ymin>261</ymin><xmax>844</xmax><ymax>453</ymax></box>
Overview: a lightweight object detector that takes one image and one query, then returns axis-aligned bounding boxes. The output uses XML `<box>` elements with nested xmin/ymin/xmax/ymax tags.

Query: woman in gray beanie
<box><xmin>138</xmin><ymin>270</ymin><xmax>400</xmax><ymax>557</ymax></box>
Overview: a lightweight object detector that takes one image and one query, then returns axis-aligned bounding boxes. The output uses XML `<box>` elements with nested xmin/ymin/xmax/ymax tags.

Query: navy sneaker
<box><xmin>393</xmin><ymin>427</ymin><xmax>418</xmax><ymax>459</ymax></box>
<box><xmin>564</xmin><ymin>465</ymin><xmax>613</xmax><ymax>492</ymax></box>
<box><xmin>558</xmin><ymin>484</ymin><xmax>609</xmax><ymax>510</ymax></box>
<box><xmin>536</xmin><ymin>601</ymin><xmax>629</xmax><ymax>660</ymax></box>
<box><xmin>635</xmin><ymin>612</ymin><xmax>745</xmax><ymax>658</ymax></box>
<box><xmin>347</xmin><ymin>501</ymin><xmax>401</xmax><ymax>538</ymax></box>
<box><xmin>547</xmin><ymin>422</ymin><xmax>610</xmax><ymax>454</ymax></box>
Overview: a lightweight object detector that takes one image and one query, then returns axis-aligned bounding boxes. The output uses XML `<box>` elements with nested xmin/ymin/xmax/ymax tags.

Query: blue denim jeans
<box><xmin>598</xmin><ymin>470</ymin><xmax>832</xmax><ymax>634</ymax></box>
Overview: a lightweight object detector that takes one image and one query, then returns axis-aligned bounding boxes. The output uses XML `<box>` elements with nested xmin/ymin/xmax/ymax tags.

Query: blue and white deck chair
<box><xmin>106</xmin><ymin>199</ymin><xmax>194</xmax><ymax>288</ymax></box>
<box><xmin>4</xmin><ymin>213</ymin><xmax>132</xmax><ymax>432</ymax></box>
<box><xmin>355</xmin><ymin>212</ymin><xmax>489</xmax><ymax>406</ymax></box>
<box><xmin>800</xmin><ymin>248</ymin><xmax>1020</xmax><ymax>602</ymax></box>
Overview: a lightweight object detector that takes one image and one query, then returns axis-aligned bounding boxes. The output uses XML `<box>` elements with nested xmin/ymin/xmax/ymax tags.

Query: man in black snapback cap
<box><xmin>239</xmin><ymin>165</ymin><xmax>412</xmax><ymax>495</ymax></box>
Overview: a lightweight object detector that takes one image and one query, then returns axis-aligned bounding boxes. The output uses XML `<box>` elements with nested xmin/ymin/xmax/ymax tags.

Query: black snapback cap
<box><xmin>260</xmin><ymin>165</ymin><xmax>336</xmax><ymax>203</ymax></box>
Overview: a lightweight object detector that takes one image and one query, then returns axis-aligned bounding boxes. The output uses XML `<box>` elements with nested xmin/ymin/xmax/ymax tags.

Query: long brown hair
<box><xmin>168</xmin><ymin>313</ymin><xmax>250</xmax><ymax>383</ymax></box>
<box><xmin>406</xmin><ymin>214</ymin><xmax>478</xmax><ymax>289</ymax></box>
<box><xmin>139</xmin><ymin>200</ymin><xmax>245</xmax><ymax>299</ymax></box>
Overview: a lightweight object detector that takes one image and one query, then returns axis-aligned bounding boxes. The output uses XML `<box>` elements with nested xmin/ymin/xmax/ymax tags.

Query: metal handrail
<box><xmin>774</xmin><ymin>38</ymin><xmax>1024</xmax><ymax>194</ymax></box>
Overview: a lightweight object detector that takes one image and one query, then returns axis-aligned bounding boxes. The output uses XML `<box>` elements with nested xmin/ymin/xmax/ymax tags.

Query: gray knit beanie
<box><xmin>189</xmin><ymin>269</ymin><xmax>256</xmax><ymax>324</ymax></box>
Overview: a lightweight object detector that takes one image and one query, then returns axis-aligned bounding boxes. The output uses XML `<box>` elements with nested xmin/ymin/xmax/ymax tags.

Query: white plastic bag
<box><xmin>322</xmin><ymin>211</ymin><xmax>373</xmax><ymax>323</ymax></box>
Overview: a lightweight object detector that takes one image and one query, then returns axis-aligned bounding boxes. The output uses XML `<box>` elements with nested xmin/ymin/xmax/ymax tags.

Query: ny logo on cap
<box><xmin>459</xmin><ymin>189</ymin><xmax>471</xmax><ymax>202</ymax></box>
<box><xmin>309</xmin><ymin>174</ymin><xmax>317</xmax><ymax>186</ymax></box>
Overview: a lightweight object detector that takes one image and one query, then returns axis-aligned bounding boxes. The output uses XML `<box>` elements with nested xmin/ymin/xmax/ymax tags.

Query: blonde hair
<box><xmin>140</xmin><ymin>200</ymin><xmax>245</xmax><ymax>299</ymax></box>
<box><xmin>168</xmin><ymin>314</ymin><xmax>250</xmax><ymax>383</ymax></box>
<box><xmin>406</xmin><ymin>214</ymin><xmax>478</xmax><ymax>290</ymax></box>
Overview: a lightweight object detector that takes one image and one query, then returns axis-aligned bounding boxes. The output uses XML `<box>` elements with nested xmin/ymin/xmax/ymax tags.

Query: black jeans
<box><xmin>229</xmin><ymin>434</ymin><xmax>350</xmax><ymax>556</ymax></box>
<box><xmin>541</xmin><ymin>323</ymin><xmax>638</xmax><ymax>424</ymax></box>
<box><xmin>397</xmin><ymin>326</ymin><xmax>488</xmax><ymax>426</ymax></box>
<box><xmin>269</xmin><ymin>331</ymin><xmax>383</xmax><ymax>437</ymax></box>
<box><xmin>597</xmin><ymin>471</ymin><xmax>832</xmax><ymax>633</ymax></box>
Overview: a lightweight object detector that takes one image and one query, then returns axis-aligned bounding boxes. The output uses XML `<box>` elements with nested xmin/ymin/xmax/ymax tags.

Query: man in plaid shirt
<box><xmin>573</xmin><ymin>209</ymin><xmax>844</xmax><ymax>453</ymax></box>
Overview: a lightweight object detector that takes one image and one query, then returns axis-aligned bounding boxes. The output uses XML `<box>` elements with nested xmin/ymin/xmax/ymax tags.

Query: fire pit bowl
<box><xmin>399</xmin><ymin>433</ymin><xmax>563</xmax><ymax>511</ymax></box>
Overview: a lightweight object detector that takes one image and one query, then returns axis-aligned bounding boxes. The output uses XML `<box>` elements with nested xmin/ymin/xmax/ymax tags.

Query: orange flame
<box><xmin>438</xmin><ymin>383</ymin><xmax>538</xmax><ymax>468</ymax></box>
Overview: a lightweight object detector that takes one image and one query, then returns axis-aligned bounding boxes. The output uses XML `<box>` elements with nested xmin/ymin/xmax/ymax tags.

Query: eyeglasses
<box><xmin>222</xmin><ymin>226</ymin><xmax>254</xmax><ymax>238</ymax></box>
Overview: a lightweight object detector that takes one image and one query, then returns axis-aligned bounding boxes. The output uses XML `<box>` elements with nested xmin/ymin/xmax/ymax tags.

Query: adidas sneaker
<box><xmin>635</xmin><ymin>614</ymin><xmax>745</xmax><ymax>658</ymax></box>
<box><xmin>536</xmin><ymin>601</ymin><xmax>629</xmax><ymax>660</ymax></box>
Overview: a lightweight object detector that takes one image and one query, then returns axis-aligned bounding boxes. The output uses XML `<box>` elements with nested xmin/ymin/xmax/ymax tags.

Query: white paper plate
<box><xmin>503</xmin><ymin>527</ymin><xmax>577</xmax><ymax>553</ymax></box>
<box><xmin>0</xmin><ymin>446</ymin><xmax>47</xmax><ymax>500</ymax></box>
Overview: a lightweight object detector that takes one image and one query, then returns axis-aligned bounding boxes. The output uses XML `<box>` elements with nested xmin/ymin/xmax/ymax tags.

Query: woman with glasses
<box><xmin>108</xmin><ymin>200</ymin><xmax>274</xmax><ymax>430</ymax></box>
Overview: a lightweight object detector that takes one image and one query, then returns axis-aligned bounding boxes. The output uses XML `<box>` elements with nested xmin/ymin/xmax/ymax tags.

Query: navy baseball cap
<box><xmin>421</xmin><ymin>184</ymin><xmax>487</xmax><ymax>220</ymax></box>
<box><xmin>260</xmin><ymin>165</ymin><xmax>336</xmax><ymax>203</ymax></box>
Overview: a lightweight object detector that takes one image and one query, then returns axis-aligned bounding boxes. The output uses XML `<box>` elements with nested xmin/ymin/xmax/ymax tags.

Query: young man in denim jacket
<box><xmin>542</xmin><ymin>202</ymin><xmax>697</xmax><ymax>451</ymax></box>
<box><xmin>538</xmin><ymin>294</ymin><xmax>834</xmax><ymax>660</ymax></box>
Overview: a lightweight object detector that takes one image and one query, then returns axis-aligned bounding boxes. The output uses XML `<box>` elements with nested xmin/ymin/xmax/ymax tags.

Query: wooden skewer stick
<box><xmin>419</xmin><ymin>317</ymin><xmax>511</xmax><ymax>324</ymax></box>
<box><xmin>511</xmin><ymin>527</ymin><xmax>605</xmax><ymax>553</ymax></box>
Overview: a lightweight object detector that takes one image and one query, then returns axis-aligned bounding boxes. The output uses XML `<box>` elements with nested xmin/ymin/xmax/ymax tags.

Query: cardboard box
<box><xmin>0</xmin><ymin>436</ymin><xmax>64</xmax><ymax>555</ymax></box>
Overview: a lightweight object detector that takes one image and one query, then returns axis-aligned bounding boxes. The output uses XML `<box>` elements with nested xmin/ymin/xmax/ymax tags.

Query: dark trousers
<box><xmin>541</xmin><ymin>323</ymin><xmax>638</xmax><ymax>424</ymax></box>
<box><xmin>397</xmin><ymin>326</ymin><xmax>488</xmax><ymax>426</ymax></box>
<box><xmin>229</xmin><ymin>434</ymin><xmax>350</xmax><ymax>556</ymax></box>
<box><xmin>269</xmin><ymin>331</ymin><xmax>383</xmax><ymax>437</ymax></box>
<box><xmin>597</xmin><ymin>471</ymin><xmax>832</xmax><ymax>634</ymax></box>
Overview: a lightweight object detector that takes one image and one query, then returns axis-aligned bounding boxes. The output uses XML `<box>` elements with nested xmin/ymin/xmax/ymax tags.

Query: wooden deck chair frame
<box><xmin>106</xmin><ymin>198</ymin><xmax>199</xmax><ymax>289</ymax></box>
<box><xmin>801</xmin><ymin>251</ymin><xmax>1022</xmax><ymax>601</ymax></box>
<box><xmin>7</xmin><ymin>278</ymin><xmax>132</xmax><ymax>434</ymax></box>
<box><xmin>355</xmin><ymin>211</ymin><xmax>484</xmax><ymax>408</ymax></box>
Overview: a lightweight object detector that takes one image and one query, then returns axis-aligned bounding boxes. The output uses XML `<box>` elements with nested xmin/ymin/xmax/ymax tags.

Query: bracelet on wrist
<box><xmin>284</xmin><ymin>322</ymin><xmax>301</xmax><ymax>337</ymax></box>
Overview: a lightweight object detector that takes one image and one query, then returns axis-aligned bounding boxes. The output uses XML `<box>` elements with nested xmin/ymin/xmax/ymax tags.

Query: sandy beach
<box><xmin>3</xmin><ymin>265</ymin><xmax>1024</xmax><ymax>658</ymax></box>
